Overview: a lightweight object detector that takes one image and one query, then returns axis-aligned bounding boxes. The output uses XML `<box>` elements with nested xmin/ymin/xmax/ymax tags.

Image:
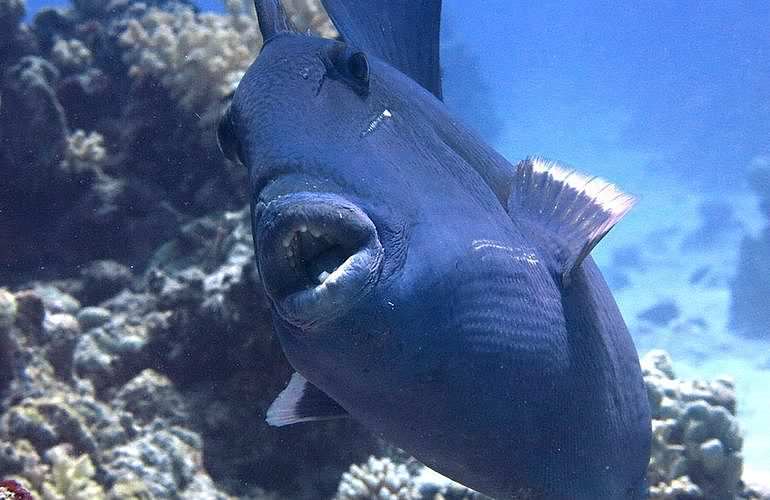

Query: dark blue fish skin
<box><xmin>224</xmin><ymin>27</ymin><xmax>651</xmax><ymax>500</ymax></box>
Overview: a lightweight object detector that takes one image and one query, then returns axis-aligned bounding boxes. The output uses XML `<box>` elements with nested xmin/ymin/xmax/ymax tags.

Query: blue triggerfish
<box><xmin>217</xmin><ymin>1</ymin><xmax>652</xmax><ymax>498</ymax></box>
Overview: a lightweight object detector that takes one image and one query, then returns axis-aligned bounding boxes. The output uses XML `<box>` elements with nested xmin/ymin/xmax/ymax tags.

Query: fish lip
<box><xmin>255</xmin><ymin>192</ymin><xmax>383</xmax><ymax>328</ymax></box>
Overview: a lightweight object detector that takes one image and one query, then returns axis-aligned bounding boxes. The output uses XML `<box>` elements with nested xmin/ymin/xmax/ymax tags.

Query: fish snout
<box><xmin>255</xmin><ymin>192</ymin><xmax>383</xmax><ymax>328</ymax></box>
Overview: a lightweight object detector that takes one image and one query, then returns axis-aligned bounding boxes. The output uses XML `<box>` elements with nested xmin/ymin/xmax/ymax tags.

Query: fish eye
<box><xmin>347</xmin><ymin>52</ymin><xmax>369</xmax><ymax>84</ymax></box>
<box><xmin>324</xmin><ymin>44</ymin><xmax>370</xmax><ymax>96</ymax></box>
<box><xmin>217</xmin><ymin>104</ymin><xmax>242</xmax><ymax>164</ymax></box>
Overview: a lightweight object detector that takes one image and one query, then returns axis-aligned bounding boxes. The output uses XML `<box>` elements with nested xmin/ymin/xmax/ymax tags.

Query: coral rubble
<box><xmin>0</xmin><ymin>208</ymin><xmax>375</xmax><ymax>499</ymax></box>
<box><xmin>0</xmin><ymin>284</ymin><xmax>234</xmax><ymax>498</ymax></box>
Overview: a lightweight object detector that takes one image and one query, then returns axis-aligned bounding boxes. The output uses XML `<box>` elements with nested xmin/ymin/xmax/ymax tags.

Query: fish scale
<box><xmin>450</xmin><ymin>245</ymin><xmax>566</xmax><ymax>358</ymax></box>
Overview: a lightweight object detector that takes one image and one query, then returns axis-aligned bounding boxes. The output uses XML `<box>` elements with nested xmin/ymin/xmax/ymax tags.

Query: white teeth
<box><xmin>278</xmin><ymin>225</ymin><xmax>335</xmax><ymax>273</ymax></box>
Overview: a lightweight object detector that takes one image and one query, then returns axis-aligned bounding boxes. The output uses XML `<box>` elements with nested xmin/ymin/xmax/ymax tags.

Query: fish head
<box><xmin>218</xmin><ymin>21</ymin><xmax>511</xmax><ymax>387</ymax></box>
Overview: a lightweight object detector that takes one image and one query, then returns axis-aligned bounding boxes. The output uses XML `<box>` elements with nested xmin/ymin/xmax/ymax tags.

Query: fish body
<box><xmin>218</xmin><ymin>2</ymin><xmax>651</xmax><ymax>498</ymax></box>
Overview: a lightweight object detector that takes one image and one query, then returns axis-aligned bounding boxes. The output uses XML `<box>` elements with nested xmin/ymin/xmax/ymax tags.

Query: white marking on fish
<box><xmin>362</xmin><ymin>109</ymin><xmax>393</xmax><ymax>137</ymax></box>
<box><xmin>471</xmin><ymin>240</ymin><xmax>540</xmax><ymax>265</ymax></box>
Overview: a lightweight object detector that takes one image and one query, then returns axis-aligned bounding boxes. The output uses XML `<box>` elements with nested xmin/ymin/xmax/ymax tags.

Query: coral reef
<box><xmin>0</xmin><ymin>289</ymin><xmax>16</xmax><ymax>331</ymax></box>
<box><xmin>334</xmin><ymin>456</ymin><xmax>484</xmax><ymax>500</ymax></box>
<box><xmin>730</xmin><ymin>165</ymin><xmax>770</xmax><ymax>339</ymax></box>
<box><xmin>40</xmin><ymin>444</ymin><xmax>105</xmax><ymax>500</ymax></box>
<box><xmin>335</xmin><ymin>456</ymin><xmax>421</xmax><ymax>500</ymax></box>
<box><xmin>0</xmin><ymin>0</ymin><xmax>492</xmax><ymax>288</ymax></box>
<box><xmin>0</xmin><ymin>208</ymin><xmax>376</xmax><ymax>499</ymax></box>
<box><xmin>119</xmin><ymin>1</ymin><xmax>260</xmax><ymax>128</ymax></box>
<box><xmin>642</xmin><ymin>350</ymin><xmax>752</xmax><ymax>499</ymax></box>
<box><xmin>284</xmin><ymin>0</ymin><xmax>336</xmax><ymax>38</ymax></box>
<box><xmin>0</xmin><ymin>0</ymin><xmax>251</xmax><ymax>283</ymax></box>
<box><xmin>50</xmin><ymin>38</ymin><xmax>92</xmax><ymax>74</ymax></box>
<box><xmin>0</xmin><ymin>279</ymin><xmax>235</xmax><ymax>498</ymax></box>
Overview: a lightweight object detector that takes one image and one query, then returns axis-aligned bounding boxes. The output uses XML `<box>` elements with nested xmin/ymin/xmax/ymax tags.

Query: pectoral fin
<box><xmin>266</xmin><ymin>372</ymin><xmax>349</xmax><ymax>427</ymax></box>
<box><xmin>507</xmin><ymin>158</ymin><xmax>636</xmax><ymax>286</ymax></box>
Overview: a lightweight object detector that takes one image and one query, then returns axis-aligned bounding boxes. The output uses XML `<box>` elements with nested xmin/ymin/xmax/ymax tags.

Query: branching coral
<box><xmin>284</xmin><ymin>0</ymin><xmax>336</xmax><ymax>38</ymax></box>
<box><xmin>119</xmin><ymin>1</ymin><xmax>260</xmax><ymax>128</ymax></box>
<box><xmin>335</xmin><ymin>456</ymin><xmax>421</xmax><ymax>500</ymax></box>
<box><xmin>63</xmin><ymin>130</ymin><xmax>107</xmax><ymax>173</ymax></box>
<box><xmin>40</xmin><ymin>445</ymin><xmax>105</xmax><ymax>500</ymax></box>
<box><xmin>334</xmin><ymin>456</ymin><xmax>485</xmax><ymax>500</ymax></box>
<box><xmin>50</xmin><ymin>38</ymin><xmax>93</xmax><ymax>74</ymax></box>
<box><xmin>117</xmin><ymin>0</ymin><xmax>337</xmax><ymax>129</ymax></box>
<box><xmin>643</xmin><ymin>350</ymin><xmax>745</xmax><ymax>499</ymax></box>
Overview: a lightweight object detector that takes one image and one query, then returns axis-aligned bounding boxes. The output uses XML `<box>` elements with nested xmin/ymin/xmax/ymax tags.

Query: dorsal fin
<box><xmin>266</xmin><ymin>372</ymin><xmax>349</xmax><ymax>427</ymax></box>
<box><xmin>320</xmin><ymin>0</ymin><xmax>443</xmax><ymax>99</ymax></box>
<box><xmin>254</xmin><ymin>0</ymin><xmax>298</xmax><ymax>41</ymax></box>
<box><xmin>508</xmin><ymin>158</ymin><xmax>636</xmax><ymax>286</ymax></box>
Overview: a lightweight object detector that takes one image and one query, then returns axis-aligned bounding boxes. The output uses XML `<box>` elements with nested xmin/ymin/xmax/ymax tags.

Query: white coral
<box><xmin>119</xmin><ymin>3</ymin><xmax>260</xmax><ymax>129</ymax></box>
<box><xmin>51</xmin><ymin>38</ymin><xmax>93</xmax><ymax>72</ymax></box>
<box><xmin>642</xmin><ymin>350</ymin><xmax>744</xmax><ymax>499</ymax></box>
<box><xmin>335</xmin><ymin>456</ymin><xmax>421</xmax><ymax>500</ymax></box>
<box><xmin>41</xmin><ymin>445</ymin><xmax>105</xmax><ymax>500</ymax></box>
<box><xmin>0</xmin><ymin>288</ymin><xmax>17</xmax><ymax>331</ymax></box>
<box><xmin>64</xmin><ymin>130</ymin><xmax>107</xmax><ymax>172</ymax></box>
<box><xmin>648</xmin><ymin>475</ymin><xmax>702</xmax><ymax>500</ymax></box>
<box><xmin>284</xmin><ymin>0</ymin><xmax>337</xmax><ymax>38</ymax></box>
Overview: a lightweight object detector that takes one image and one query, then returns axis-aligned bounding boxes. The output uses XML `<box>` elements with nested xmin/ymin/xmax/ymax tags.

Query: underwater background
<box><xmin>0</xmin><ymin>0</ymin><xmax>768</xmax><ymax>498</ymax></box>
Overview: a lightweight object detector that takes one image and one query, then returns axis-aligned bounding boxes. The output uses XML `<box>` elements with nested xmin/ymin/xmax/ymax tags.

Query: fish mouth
<box><xmin>255</xmin><ymin>192</ymin><xmax>383</xmax><ymax>328</ymax></box>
